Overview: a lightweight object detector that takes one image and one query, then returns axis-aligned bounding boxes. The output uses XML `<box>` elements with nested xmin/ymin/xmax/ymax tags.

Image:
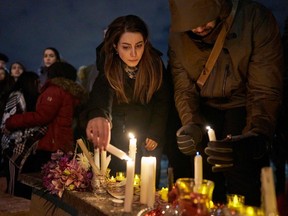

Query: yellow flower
<box><xmin>63</xmin><ymin>169</ymin><xmax>71</xmax><ymax>175</ymax></box>
<box><xmin>67</xmin><ymin>184</ymin><xmax>75</xmax><ymax>191</ymax></box>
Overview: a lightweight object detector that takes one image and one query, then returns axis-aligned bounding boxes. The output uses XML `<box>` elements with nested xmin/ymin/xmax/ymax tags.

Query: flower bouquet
<box><xmin>41</xmin><ymin>150</ymin><xmax>93</xmax><ymax>198</ymax></box>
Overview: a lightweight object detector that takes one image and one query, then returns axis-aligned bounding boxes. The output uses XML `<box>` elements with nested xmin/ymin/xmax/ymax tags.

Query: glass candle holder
<box><xmin>91</xmin><ymin>174</ymin><xmax>107</xmax><ymax>194</ymax></box>
<box><xmin>176</xmin><ymin>178</ymin><xmax>214</xmax><ymax>216</ymax></box>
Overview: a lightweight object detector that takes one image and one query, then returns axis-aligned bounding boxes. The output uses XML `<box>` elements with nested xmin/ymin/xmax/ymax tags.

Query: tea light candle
<box><xmin>109</xmin><ymin>176</ymin><xmax>116</xmax><ymax>183</ymax></box>
<box><xmin>116</xmin><ymin>172</ymin><xmax>126</xmax><ymax>182</ymax></box>
<box><xmin>134</xmin><ymin>174</ymin><xmax>140</xmax><ymax>187</ymax></box>
<box><xmin>206</xmin><ymin>126</ymin><xmax>216</xmax><ymax>141</ymax></box>
<box><xmin>111</xmin><ymin>198</ymin><xmax>123</xmax><ymax>207</ymax></box>
<box><xmin>194</xmin><ymin>152</ymin><xmax>203</xmax><ymax>186</ymax></box>
<box><xmin>124</xmin><ymin>160</ymin><xmax>135</xmax><ymax>212</ymax></box>
<box><xmin>159</xmin><ymin>187</ymin><xmax>168</xmax><ymax>202</ymax></box>
<box><xmin>227</xmin><ymin>194</ymin><xmax>245</xmax><ymax>210</ymax></box>
<box><xmin>128</xmin><ymin>133</ymin><xmax>137</xmax><ymax>161</ymax></box>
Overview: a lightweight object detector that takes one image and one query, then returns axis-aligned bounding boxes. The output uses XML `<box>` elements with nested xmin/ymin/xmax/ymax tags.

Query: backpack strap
<box><xmin>197</xmin><ymin>0</ymin><xmax>239</xmax><ymax>89</ymax></box>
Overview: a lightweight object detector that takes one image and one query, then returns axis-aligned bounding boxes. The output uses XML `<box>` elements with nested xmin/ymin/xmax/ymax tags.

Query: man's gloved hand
<box><xmin>204</xmin><ymin>132</ymin><xmax>263</xmax><ymax>172</ymax></box>
<box><xmin>176</xmin><ymin>123</ymin><xmax>203</xmax><ymax>155</ymax></box>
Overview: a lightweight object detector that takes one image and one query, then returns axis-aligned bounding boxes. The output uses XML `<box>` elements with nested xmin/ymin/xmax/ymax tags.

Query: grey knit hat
<box><xmin>169</xmin><ymin>0</ymin><xmax>222</xmax><ymax>32</ymax></box>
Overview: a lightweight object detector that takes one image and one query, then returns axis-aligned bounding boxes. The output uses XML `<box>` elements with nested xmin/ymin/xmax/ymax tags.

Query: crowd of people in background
<box><xmin>0</xmin><ymin>1</ymin><xmax>287</xmax><ymax>214</ymax></box>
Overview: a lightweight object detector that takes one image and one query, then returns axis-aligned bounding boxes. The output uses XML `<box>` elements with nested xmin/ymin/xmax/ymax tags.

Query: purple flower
<box><xmin>41</xmin><ymin>150</ymin><xmax>93</xmax><ymax>198</ymax></box>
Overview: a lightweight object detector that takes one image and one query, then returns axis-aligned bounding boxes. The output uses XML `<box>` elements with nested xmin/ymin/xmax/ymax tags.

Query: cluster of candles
<box><xmin>78</xmin><ymin>126</ymin><xmax>278</xmax><ymax>215</ymax></box>
<box><xmin>204</xmin><ymin>126</ymin><xmax>278</xmax><ymax>215</ymax></box>
<box><xmin>124</xmin><ymin>133</ymin><xmax>157</xmax><ymax>212</ymax></box>
<box><xmin>76</xmin><ymin>134</ymin><xmax>156</xmax><ymax>213</ymax></box>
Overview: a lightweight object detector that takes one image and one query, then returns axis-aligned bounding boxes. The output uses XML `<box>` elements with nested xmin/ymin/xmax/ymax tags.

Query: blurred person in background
<box><xmin>9</xmin><ymin>62</ymin><xmax>25</xmax><ymax>82</ymax></box>
<box><xmin>0</xmin><ymin>53</ymin><xmax>9</xmax><ymax>72</ymax></box>
<box><xmin>0</xmin><ymin>67</ymin><xmax>7</xmax><ymax>81</ymax></box>
<box><xmin>1</xmin><ymin>71</ymin><xmax>44</xmax><ymax>197</ymax></box>
<box><xmin>3</xmin><ymin>62</ymin><xmax>87</xmax><ymax>198</ymax></box>
<box><xmin>38</xmin><ymin>47</ymin><xmax>61</xmax><ymax>87</ymax></box>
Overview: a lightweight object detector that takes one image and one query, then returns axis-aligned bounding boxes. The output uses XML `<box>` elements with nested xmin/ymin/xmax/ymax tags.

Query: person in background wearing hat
<box><xmin>168</xmin><ymin>0</ymin><xmax>284</xmax><ymax>207</ymax></box>
<box><xmin>3</xmin><ymin>62</ymin><xmax>87</xmax><ymax>194</ymax></box>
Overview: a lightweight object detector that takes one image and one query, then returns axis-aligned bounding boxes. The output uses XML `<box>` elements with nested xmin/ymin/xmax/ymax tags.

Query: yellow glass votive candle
<box><xmin>159</xmin><ymin>187</ymin><xmax>168</xmax><ymax>202</ymax></box>
<box><xmin>227</xmin><ymin>194</ymin><xmax>245</xmax><ymax>210</ymax></box>
<box><xmin>133</xmin><ymin>174</ymin><xmax>140</xmax><ymax>187</ymax></box>
<box><xmin>116</xmin><ymin>172</ymin><xmax>126</xmax><ymax>181</ymax></box>
<box><xmin>241</xmin><ymin>206</ymin><xmax>264</xmax><ymax>216</ymax></box>
<box><xmin>109</xmin><ymin>176</ymin><xmax>116</xmax><ymax>183</ymax></box>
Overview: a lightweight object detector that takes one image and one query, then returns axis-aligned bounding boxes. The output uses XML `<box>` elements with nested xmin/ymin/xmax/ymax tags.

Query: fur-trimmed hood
<box><xmin>42</xmin><ymin>77</ymin><xmax>88</xmax><ymax>102</ymax></box>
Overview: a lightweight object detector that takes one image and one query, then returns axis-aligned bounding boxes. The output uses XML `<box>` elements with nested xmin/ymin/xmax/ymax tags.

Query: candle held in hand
<box><xmin>106</xmin><ymin>144</ymin><xmax>131</xmax><ymax>160</ymax></box>
<box><xmin>206</xmin><ymin>126</ymin><xmax>216</xmax><ymax>141</ymax></box>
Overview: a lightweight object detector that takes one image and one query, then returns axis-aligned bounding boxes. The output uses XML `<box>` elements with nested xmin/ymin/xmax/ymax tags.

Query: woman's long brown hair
<box><xmin>102</xmin><ymin>15</ymin><xmax>163</xmax><ymax>104</ymax></box>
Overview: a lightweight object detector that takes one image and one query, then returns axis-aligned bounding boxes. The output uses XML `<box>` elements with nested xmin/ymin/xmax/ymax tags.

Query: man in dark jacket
<box><xmin>168</xmin><ymin>0</ymin><xmax>284</xmax><ymax>207</ymax></box>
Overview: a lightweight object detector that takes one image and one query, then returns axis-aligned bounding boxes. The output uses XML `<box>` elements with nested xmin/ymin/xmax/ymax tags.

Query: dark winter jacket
<box><xmin>86</xmin><ymin>54</ymin><xmax>171</xmax><ymax>152</ymax></box>
<box><xmin>168</xmin><ymin>0</ymin><xmax>284</xmax><ymax>138</ymax></box>
<box><xmin>5</xmin><ymin>78</ymin><xmax>86</xmax><ymax>152</ymax></box>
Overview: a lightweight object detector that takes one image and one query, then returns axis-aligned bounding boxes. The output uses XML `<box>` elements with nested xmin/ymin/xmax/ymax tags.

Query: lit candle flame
<box><xmin>128</xmin><ymin>132</ymin><xmax>135</xmax><ymax>139</ymax></box>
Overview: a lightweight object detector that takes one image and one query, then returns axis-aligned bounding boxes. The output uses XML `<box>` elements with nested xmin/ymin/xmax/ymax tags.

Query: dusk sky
<box><xmin>1</xmin><ymin>0</ymin><xmax>287</xmax><ymax>72</ymax></box>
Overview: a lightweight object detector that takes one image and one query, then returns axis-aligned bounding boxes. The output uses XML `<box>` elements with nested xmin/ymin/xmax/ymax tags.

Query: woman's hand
<box><xmin>86</xmin><ymin>117</ymin><xmax>111</xmax><ymax>151</ymax></box>
<box><xmin>145</xmin><ymin>138</ymin><xmax>158</xmax><ymax>151</ymax></box>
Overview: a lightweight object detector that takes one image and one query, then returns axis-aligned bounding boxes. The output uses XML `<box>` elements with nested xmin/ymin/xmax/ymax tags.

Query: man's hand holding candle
<box><xmin>204</xmin><ymin>131</ymin><xmax>266</xmax><ymax>172</ymax></box>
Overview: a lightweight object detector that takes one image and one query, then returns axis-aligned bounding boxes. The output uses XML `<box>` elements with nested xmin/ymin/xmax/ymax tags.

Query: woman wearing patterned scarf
<box><xmin>84</xmin><ymin>15</ymin><xmax>170</xmax><ymax>187</ymax></box>
<box><xmin>1</xmin><ymin>71</ymin><xmax>47</xmax><ymax>196</ymax></box>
